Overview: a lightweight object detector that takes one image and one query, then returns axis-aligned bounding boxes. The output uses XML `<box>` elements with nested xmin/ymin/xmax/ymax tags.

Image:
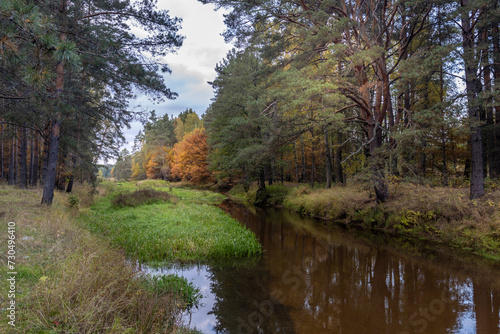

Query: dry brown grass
<box><xmin>283</xmin><ymin>183</ymin><xmax>500</xmax><ymax>258</ymax></box>
<box><xmin>0</xmin><ymin>184</ymin><xmax>187</xmax><ymax>333</ymax></box>
<box><xmin>283</xmin><ymin>185</ymin><xmax>369</xmax><ymax>219</ymax></box>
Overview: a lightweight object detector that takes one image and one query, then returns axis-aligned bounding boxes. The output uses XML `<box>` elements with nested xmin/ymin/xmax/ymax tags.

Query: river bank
<box><xmin>81</xmin><ymin>180</ymin><xmax>261</xmax><ymax>264</ymax></box>
<box><xmin>226</xmin><ymin>182</ymin><xmax>500</xmax><ymax>262</ymax></box>
<box><xmin>0</xmin><ymin>184</ymin><xmax>200</xmax><ymax>333</ymax></box>
<box><xmin>0</xmin><ymin>180</ymin><xmax>260</xmax><ymax>333</ymax></box>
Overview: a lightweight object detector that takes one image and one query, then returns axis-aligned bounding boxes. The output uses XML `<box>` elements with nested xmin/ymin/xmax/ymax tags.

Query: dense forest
<box><xmin>0</xmin><ymin>0</ymin><xmax>183</xmax><ymax>204</ymax></box>
<box><xmin>1</xmin><ymin>0</ymin><xmax>500</xmax><ymax>204</ymax></box>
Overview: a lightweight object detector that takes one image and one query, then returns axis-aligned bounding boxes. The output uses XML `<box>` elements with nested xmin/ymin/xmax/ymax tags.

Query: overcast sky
<box><xmin>122</xmin><ymin>0</ymin><xmax>231</xmax><ymax>154</ymax></box>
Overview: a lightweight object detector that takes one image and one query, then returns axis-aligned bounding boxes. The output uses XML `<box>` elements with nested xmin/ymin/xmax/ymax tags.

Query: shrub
<box><xmin>29</xmin><ymin>243</ymin><xmax>184</xmax><ymax>333</ymax></box>
<box><xmin>111</xmin><ymin>189</ymin><xmax>175</xmax><ymax>208</ymax></box>
<box><xmin>266</xmin><ymin>184</ymin><xmax>291</xmax><ymax>206</ymax></box>
<box><xmin>144</xmin><ymin>274</ymin><xmax>202</xmax><ymax>310</ymax></box>
<box><xmin>68</xmin><ymin>194</ymin><xmax>79</xmax><ymax>209</ymax></box>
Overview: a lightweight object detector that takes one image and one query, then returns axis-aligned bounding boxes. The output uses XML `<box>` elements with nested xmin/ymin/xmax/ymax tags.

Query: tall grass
<box><xmin>283</xmin><ymin>185</ymin><xmax>367</xmax><ymax>219</ymax></box>
<box><xmin>0</xmin><ymin>184</ymin><xmax>192</xmax><ymax>333</ymax></box>
<box><xmin>144</xmin><ymin>274</ymin><xmax>202</xmax><ymax>310</ymax></box>
<box><xmin>100</xmin><ymin>179</ymin><xmax>226</xmax><ymax>204</ymax></box>
<box><xmin>228</xmin><ymin>183</ymin><xmax>291</xmax><ymax>206</ymax></box>
<box><xmin>282</xmin><ymin>183</ymin><xmax>500</xmax><ymax>258</ymax></box>
<box><xmin>80</xmin><ymin>182</ymin><xmax>261</xmax><ymax>263</ymax></box>
<box><xmin>111</xmin><ymin>188</ymin><xmax>175</xmax><ymax>208</ymax></box>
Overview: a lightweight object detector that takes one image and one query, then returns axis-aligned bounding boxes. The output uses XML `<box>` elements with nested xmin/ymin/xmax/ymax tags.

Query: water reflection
<box><xmin>145</xmin><ymin>200</ymin><xmax>500</xmax><ymax>334</ymax></box>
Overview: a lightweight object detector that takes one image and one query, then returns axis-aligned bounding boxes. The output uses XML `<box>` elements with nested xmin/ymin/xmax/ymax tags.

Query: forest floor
<box><xmin>225</xmin><ymin>181</ymin><xmax>500</xmax><ymax>262</ymax></box>
<box><xmin>0</xmin><ymin>181</ymin><xmax>259</xmax><ymax>333</ymax></box>
<box><xmin>81</xmin><ymin>180</ymin><xmax>261</xmax><ymax>264</ymax></box>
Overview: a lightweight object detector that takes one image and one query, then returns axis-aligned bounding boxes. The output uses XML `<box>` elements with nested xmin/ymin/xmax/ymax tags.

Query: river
<box><xmin>145</xmin><ymin>200</ymin><xmax>500</xmax><ymax>334</ymax></box>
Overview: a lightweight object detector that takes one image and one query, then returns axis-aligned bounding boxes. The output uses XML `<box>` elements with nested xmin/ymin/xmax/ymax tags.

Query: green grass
<box><xmin>101</xmin><ymin>179</ymin><xmax>226</xmax><ymax>204</ymax></box>
<box><xmin>0</xmin><ymin>184</ymin><xmax>196</xmax><ymax>334</ymax></box>
<box><xmin>143</xmin><ymin>274</ymin><xmax>203</xmax><ymax>310</ymax></box>
<box><xmin>228</xmin><ymin>183</ymin><xmax>291</xmax><ymax>206</ymax></box>
<box><xmin>81</xmin><ymin>182</ymin><xmax>261</xmax><ymax>263</ymax></box>
<box><xmin>280</xmin><ymin>183</ymin><xmax>500</xmax><ymax>260</ymax></box>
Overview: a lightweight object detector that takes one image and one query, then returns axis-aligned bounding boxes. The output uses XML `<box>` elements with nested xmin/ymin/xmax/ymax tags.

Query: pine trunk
<box><xmin>41</xmin><ymin>124</ymin><xmax>50</xmax><ymax>185</ymax></box>
<box><xmin>293</xmin><ymin>141</ymin><xmax>300</xmax><ymax>182</ymax></box>
<box><xmin>461</xmin><ymin>2</ymin><xmax>484</xmax><ymax>199</ymax></box>
<box><xmin>492</xmin><ymin>23</ymin><xmax>500</xmax><ymax>178</ymax></box>
<box><xmin>8</xmin><ymin>131</ymin><xmax>15</xmax><ymax>185</ymax></box>
<box><xmin>310</xmin><ymin>130</ymin><xmax>315</xmax><ymax>188</ymax></box>
<box><xmin>335</xmin><ymin>132</ymin><xmax>344</xmax><ymax>184</ymax></box>
<box><xmin>41</xmin><ymin>121</ymin><xmax>61</xmax><ymax>205</ymax></box>
<box><xmin>300</xmin><ymin>134</ymin><xmax>306</xmax><ymax>182</ymax></box>
<box><xmin>66</xmin><ymin>174</ymin><xmax>74</xmax><ymax>193</ymax></box>
<box><xmin>1</xmin><ymin>123</ymin><xmax>4</xmax><ymax>180</ymax></box>
<box><xmin>33</xmin><ymin>133</ymin><xmax>39</xmax><ymax>186</ymax></box>
<box><xmin>324</xmin><ymin>125</ymin><xmax>333</xmax><ymax>188</ymax></box>
<box><xmin>18</xmin><ymin>126</ymin><xmax>27</xmax><ymax>188</ymax></box>
<box><xmin>29</xmin><ymin>130</ymin><xmax>34</xmax><ymax>186</ymax></box>
<box><xmin>369</xmin><ymin>126</ymin><xmax>388</xmax><ymax>203</ymax></box>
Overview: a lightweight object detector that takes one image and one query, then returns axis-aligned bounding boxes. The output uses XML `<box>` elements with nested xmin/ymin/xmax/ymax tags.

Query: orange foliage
<box><xmin>145</xmin><ymin>146</ymin><xmax>172</xmax><ymax>180</ymax></box>
<box><xmin>171</xmin><ymin>128</ymin><xmax>213</xmax><ymax>183</ymax></box>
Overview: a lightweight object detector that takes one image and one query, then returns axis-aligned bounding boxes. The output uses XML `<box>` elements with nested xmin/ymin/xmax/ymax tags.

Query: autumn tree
<box><xmin>201</xmin><ymin>0</ymin><xmax>436</xmax><ymax>202</ymax></box>
<box><xmin>145</xmin><ymin>146</ymin><xmax>171</xmax><ymax>179</ymax></box>
<box><xmin>171</xmin><ymin>128</ymin><xmax>213</xmax><ymax>183</ymax></box>
<box><xmin>1</xmin><ymin>0</ymin><xmax>183</xmax><ymax>204</ymax></box>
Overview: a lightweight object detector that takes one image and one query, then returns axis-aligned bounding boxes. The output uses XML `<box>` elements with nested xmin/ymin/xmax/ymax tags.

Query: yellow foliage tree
<box><xmin>171</xmin><ymin>128</ymin><xmax>213</xmax><ymax>183</ymax></box>
<box><xmin>145</xmin><ymin>146</ymin><xmax>172</xmax><ymax>180</ymax></box>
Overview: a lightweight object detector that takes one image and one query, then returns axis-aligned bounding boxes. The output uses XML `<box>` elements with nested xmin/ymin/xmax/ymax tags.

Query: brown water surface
<box><xmin>146</xmin><ymin>200</ymin><xmax>500</xmax><ymax>334</ymax></box>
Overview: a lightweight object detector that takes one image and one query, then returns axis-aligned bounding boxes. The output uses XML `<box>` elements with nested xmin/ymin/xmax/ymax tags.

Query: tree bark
<box><xmin>368</xmin><ymin>125</ymin><xmax>388</xmax><ymax>203</ymax></box>
<box><xmin>492</xmin><ymin>23</ymin><xmax>500</xmax><ymax>178</ymax></box>
<box><xmin>334</xmin><ymin>132</ymin><xmax>344</xmax><ymax>185</ymax></box>
<box><xmin>33</xmin><ymin>131</ymin><xmax>39</xmax><ymax>186</ymax></box>
<box><xmin>293</xmin><ymin>141</ymin><xmax>300</xmax><ymax>182</ymax></box>
<box><xmin>41</xmin><ymin>124</ymin><xmax>50</xmax><ymax>185</ymax></box>
<box><xmin>268</xmin><ymin>162</ymin><xmax>273</xmax><ymax>186</ymax></box>
<box><xmin>461</xmin><ymin>1</ymin><xmax>484</xmax><ymax>199</ymax></box>
<box><xmin>66</xmin><ymin>174</ymin><xmax>74</xmax><ymax>193</ymax></box>
<box><xmin>0</xmin><ymin>123</ymin><xmax>4</xmax><ymax>180</ymax></box>
<box><xmin>324</xmin><ymin>125</ymin><xmax>333</xmax><ymax>188</ymax></box>
<box><xmin>29</xmin><ymin>130</ymin><xmax>34</xmax><ymax>186</ymax></box>
<box><xmin>483</xmin><ymin>42</ymin><xmax>494</xmax><ymax>179</ymax></box>
<box><xmin>259</xmin><ymin>165</ymin><xmax>266</xmax><ymax>190</ymax></box>
<box><xmin>310</xmin><ymin>130</ymin><xmax>315</xmax><ymax>188</ymax></box>
<box><xmin>18</xmin><ymin>126</ymin><xmax>27</xmax><ymax>188</ymax></box>
<box><xmin>41</xmin><ymin>120</ymin><xmax>61</xmax><ymax>205</ymax></box>
<box><xmin>41</xmin><ymin>0</ymin><xmax>66</xmax><ymax>204</ymax></box>
<box><xmin>8</xmin><ymin>130</ymin><xmax>15</xmax><ymax>185</ymax></box>
<box><xmin>300</xmin><ymin>134</ymin><xmax>306</xmax><ymax>182</ymax></box>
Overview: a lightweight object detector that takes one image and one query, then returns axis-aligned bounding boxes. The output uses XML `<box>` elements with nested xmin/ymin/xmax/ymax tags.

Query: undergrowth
<box><xmin>0</xmin><ymin>184</ymin><xmax>195</xmax><ymax>333</ymax></box>
<box><xmin>143</xmin><ymin>274</ymin><xmax>202</xmax><ymax>310</ymax></box>
<box><xmin>228</xmin><ymin>183</ymin><xmax>291</xmax><ymax>206</ymax></box>
<box><xmin>111</xmin><ymin>188</ymin><xmax>176</xmax><ymax>208</ymax></box>
<box><xmin>80</xmin><ymin>182</ymin><xmax>261</xmax><ymax>263</ymax></box>
<box><xmin>282</xmin><ymin>183</ymin><xmax>500</xmax><ymax>258</ymax></box>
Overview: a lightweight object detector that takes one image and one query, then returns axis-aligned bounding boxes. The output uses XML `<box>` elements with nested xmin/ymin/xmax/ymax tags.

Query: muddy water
<box><xmin>145</xmin><ymin>200</ymin><xmax>500</xmax><ymax>334</ymax></box>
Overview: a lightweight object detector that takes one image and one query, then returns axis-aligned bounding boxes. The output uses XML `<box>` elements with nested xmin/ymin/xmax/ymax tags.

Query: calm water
<box><xmin>145</xmin><ymin>200</ymin><xmax>500</xmax><ymax>334</ymax></box>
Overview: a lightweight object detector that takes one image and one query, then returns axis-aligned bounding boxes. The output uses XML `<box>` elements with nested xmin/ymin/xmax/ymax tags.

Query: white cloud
<box><xmin>118</xmin><ymin>0</ymin><xmax>232</xmax><ymax>155</ymax></box>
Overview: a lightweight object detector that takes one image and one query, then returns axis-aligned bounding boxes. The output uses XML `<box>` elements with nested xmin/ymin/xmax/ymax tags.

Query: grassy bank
<box><xmin>227</xmin><ymin>182</ymin><xmax>500</xmax><ymax>261</ymax></box>
<box><xmin>285</xmin><ymin>184</ymin><xmax>500</xmax><ymax>260</ymax></box>
<box><xmin>80</xmin><ymin>180</ymin><xmax>261</xmax><ymax>264</ymax></box>
<box><xmin>0</xmin><ymin>184</ymin><xmax>197</xmax><ymax>333</ymax></box>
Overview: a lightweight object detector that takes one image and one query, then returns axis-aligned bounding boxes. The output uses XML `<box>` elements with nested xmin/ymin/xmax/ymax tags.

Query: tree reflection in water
<box><xmin>146</xmin><ymin>200</ymin><xmax>500</xmax><ymax>334</ymax></box>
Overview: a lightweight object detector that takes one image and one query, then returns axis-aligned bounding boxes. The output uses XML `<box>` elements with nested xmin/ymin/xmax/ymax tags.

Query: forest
<box><xmin>1</xmin><ymin>0</ymin><xmax>500</xmax><ymax>205</ymax></box>
<box><xmin>1</xmin><ymin>1</ymin><xmax>500</xmax><ymax>333</ymax></box>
